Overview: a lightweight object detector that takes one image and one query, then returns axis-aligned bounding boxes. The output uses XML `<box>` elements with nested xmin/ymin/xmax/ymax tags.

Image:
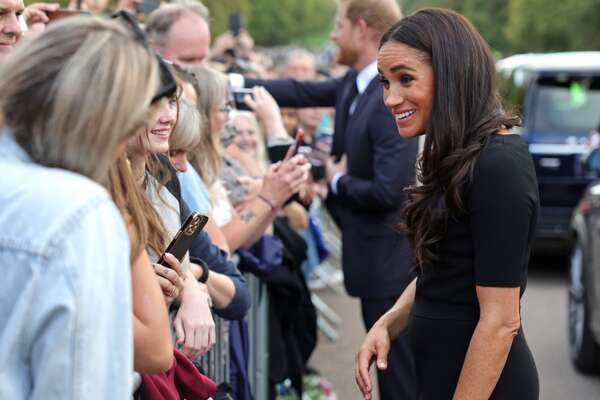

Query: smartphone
<box><xmin>157</xmin><ymin>212</ymin><xmax>209</xmax><ymax>267</ymax></box>
<box><xmin>135</xmin><ymin>0</ymin><xmax>160</xmax><ymax>19</ymax></box>
<box><xmin>46</xmin><ymin>9</ymin><xmax>89</xmax><ymax>22</ymax></box>
<box><xmin>232</xmin><ymin>88</ymin><xmax>253</xmax><ymax>111</ymax></box>
<box><xmin>229</xmin><ymin>13</ymin><xmax>244</xmax><ymax>37</ymax></box>
<box><xmin>290</xmin><ymin>129</ymin><xmax>305</xmax><ymax>157</ymax></box>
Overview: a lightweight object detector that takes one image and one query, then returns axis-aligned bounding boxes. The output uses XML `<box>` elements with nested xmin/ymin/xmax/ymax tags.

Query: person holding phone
<box><xmin>127</xmin><ymin>92</ymin><xmax>217</xmax><ymax>360</ymax></box>
<box><xmin>107</xmin><ymin>156</ymin><xmax>174</xmax><ymax>374</ymax></box>
<box><xmin>355</xmin><ymin>9</ymin><xmax>539</xmax><ymax>400</ymax></box>
<box><xmin>179</xmin><ymin>65</ymin><xmax>310</xmax><ymax>253</ymax></box>
<box><xmin>0</xmin><ymin>17</ymin><xmax>162</xmax><ymax>399</ymax></box>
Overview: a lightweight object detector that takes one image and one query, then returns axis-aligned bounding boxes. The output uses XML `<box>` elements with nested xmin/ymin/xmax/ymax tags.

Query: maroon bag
<box><xmin>140</xmin><ymin>349</ymin><xmax>217</xmax><ymax>400</ymax></box>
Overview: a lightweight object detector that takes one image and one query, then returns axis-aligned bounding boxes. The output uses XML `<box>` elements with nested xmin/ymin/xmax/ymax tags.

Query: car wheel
<box><xmin>568</xmin><ymin>240</ymin><xmax>600</xmax><ymax>373</ymax></box>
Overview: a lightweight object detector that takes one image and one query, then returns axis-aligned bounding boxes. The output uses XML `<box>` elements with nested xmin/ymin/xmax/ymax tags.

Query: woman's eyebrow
<box><xmin>390</xmin><ymin>64</ymin><xmax>417</xmax><ymax>73</ymax></box>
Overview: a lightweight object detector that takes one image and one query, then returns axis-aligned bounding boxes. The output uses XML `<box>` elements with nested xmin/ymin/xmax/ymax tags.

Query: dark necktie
<box><xmin>332</xmin><ymin>79</ymin><xmax>358</xmax><ymax>158</ymax></box>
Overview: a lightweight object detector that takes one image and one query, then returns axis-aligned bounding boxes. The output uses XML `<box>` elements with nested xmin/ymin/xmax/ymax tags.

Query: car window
<box><xmin>533</xmin><ymin>75</ymin><xmax>600</xmax><ymax>134</ymax></box>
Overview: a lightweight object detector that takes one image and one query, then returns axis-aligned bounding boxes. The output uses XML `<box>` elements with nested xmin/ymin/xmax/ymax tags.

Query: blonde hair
<box><xmin>340</xmin><ymin>0</ymin><xmax>402</xmax><ymax>39</ymax></box>
<box><xmin>182</xmin><ymin>65</ymin><xmax>229</xmax><ymax>187</ymax></box>
<box><xmin>169</xmin><ymin>99</ymin><xmax>203</xmax><ymax>152</ymax></box>
<box><xmin>230</xmin><ymin>110</ymin><xmax>268</xmax><ymax>171</ymax></box>
<box><xmin>0</xmin><ymin>16</ymin><xmax>159</xmax><ymax>182</ymax></box>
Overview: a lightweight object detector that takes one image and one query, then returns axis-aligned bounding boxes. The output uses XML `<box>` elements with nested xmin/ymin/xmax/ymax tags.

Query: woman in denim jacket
<box><xmin>0</xmin><ymin>17</ymin><xmax>164</xmax><ymax>400</ymax></box>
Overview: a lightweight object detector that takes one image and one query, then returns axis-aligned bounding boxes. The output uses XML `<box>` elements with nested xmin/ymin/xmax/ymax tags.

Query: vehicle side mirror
<box><xmin>584</xmin><ymin>148</ymin><xmax>600</xmax><ymax>174</ymax></box>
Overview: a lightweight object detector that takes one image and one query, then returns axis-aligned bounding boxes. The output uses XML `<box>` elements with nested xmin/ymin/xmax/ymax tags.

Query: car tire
<box><xmin>568</xmin><ymin>240</ymin><xmax>600</xmax><ymax>373</ymax></box>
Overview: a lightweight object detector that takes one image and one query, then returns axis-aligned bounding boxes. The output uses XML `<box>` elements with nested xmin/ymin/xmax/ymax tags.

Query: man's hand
<box><xmin>326</xmin><ymin>154</ymin><xmax>347</xmax><ymax>183</ymax></box>
<box><xmin>23</xmin><ymin>3</ymin><xmax>59</xmax><ymax>33</ymax></box>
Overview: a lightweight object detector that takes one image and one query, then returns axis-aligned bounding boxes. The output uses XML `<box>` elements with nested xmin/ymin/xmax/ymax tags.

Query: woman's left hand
<box><xmin>173</xmin><ymin>277</ymin><xmax>216</xmax><ymax>360</ymax></box>
<box><xmin>355</xmin><ymin>323</ymin><xmax>391</xmax><ymax>400</ymax></box>
<box><xmin>244</xmin><ymin>86</ymin><xmax>285</xmax><ymax>136</ymax></box>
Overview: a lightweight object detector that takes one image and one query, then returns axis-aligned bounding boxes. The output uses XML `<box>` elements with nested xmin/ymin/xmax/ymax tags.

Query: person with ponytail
<box><xmin>355</xmin><ymin>8</ymin><xmax>539</xmax><ymax>400</ymax></box>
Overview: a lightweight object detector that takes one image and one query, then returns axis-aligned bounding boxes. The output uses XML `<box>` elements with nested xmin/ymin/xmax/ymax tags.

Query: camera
<box><xmin>231</xmin><ymin>88</ymin><xmax>254</xmax><ymax>111</ymax></box>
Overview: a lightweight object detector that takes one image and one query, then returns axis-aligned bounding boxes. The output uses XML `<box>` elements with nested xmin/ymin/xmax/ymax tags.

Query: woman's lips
<box><xmin>151</xmin><ymin>129</ymin><xmax>170</xmax><ymax>139</ymax></box>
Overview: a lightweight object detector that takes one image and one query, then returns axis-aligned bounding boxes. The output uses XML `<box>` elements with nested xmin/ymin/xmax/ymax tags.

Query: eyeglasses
<box><xmin>219</xmin><ymin>105</ymin><xmax>233</xmax><ymax>114</ymax></box>
<box><xmin>111</xmin><ymin>10</ymin><xmax>177</xmax><ymax>104</ymax></box>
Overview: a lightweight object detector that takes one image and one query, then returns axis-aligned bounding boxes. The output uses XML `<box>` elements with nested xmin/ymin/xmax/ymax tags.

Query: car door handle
<box><xmin>539</xmin><ymin>157</ymin><xmax>561</xmax><ymax>169</ymax></box>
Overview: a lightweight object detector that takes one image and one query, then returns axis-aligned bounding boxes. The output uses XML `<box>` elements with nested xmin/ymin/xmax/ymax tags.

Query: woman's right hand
<box><xmin>152</xmin><ymin>253</ymin><xmax>185</xmax><ymax>305</ymax></box>
<box><xmin>355</xmin><ymin>322</ymin><xmax>392</xmax><ymax>400</ymax></box>
<box><xmin>244</xmin><ymin>86</ymin><xmax>285</xmax><ymax>137</ymax></box>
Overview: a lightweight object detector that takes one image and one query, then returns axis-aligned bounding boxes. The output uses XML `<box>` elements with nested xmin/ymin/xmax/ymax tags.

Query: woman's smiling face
<box><xmin>377</xmin><ymin>41</ymin><xmax>434</xmax><ymax>139</ymax></box>
<box><xmin>145</xmin><ymin>96</ymin><xmax>178</xmax><ymax>154</ymax></box>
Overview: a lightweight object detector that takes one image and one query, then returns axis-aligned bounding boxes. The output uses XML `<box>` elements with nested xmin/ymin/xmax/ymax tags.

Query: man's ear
<box><xmin>355</xmin><ymin>18</ymin><xmax>377</xmax><ymax>43</ymax></box>
<box><xmin>355</xmin><ymin>18</ymin><xmax>369</xmax><ymax>38</ymax></box>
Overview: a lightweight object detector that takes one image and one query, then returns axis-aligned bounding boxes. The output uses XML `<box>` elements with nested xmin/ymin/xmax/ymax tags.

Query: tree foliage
<box><xmin>23</xmin><ymin>0</ymin><xmax>600</xmax><ymax>54</ymax></box>
<box><xmin>505</xmin><ymin>0</ymin><xmax>600</xmax><ymax>53</ymax></box>
<box><xmin>203</xmin><ymin>0</ymin><xmax>336</xmax><ymax>48</ymax></box>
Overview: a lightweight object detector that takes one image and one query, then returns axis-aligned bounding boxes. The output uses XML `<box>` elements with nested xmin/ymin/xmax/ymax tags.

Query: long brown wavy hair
<box><xmin>380</xmin><ymin>9</ymin><xmax>520</xmax><ymax>270</ymax></box>
<box><xmin>107</xmin><ymin>155</ymin><xmax>169</xmax><ymax>260</ymax></box>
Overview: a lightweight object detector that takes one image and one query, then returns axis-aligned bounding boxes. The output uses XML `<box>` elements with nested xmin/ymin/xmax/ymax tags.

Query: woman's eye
<box><xmin>378</xmin><ymin>76</ymin><xmax>390</xmax><ymax>89</ymax></box>
<box><xmin>400</xmin><ymin>74</ymin><xmax>414</xmax><ymax>84</ymax></box>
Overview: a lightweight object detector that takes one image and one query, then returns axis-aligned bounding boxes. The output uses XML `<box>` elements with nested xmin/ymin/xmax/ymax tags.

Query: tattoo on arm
<box><xmin>240</xmin><ymin>210</ymin><xmax>256</xmax><ymax>223</ymax></box>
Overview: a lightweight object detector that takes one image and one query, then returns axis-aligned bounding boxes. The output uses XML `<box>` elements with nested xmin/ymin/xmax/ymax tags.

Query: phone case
<box><xmin>158</xmin><ymin>213</ymin><xmax>209</xmax><ymax>266</ymax></box>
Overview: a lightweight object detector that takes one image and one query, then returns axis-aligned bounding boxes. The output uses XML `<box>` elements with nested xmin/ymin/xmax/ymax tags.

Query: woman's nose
<box><xmin>384</xmin><ymin>87</ymin><xmax>404</xmax><ymax>110</ymax></box>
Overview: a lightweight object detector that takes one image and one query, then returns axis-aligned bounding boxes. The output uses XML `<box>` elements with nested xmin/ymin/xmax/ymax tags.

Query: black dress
<box><xmin>409</xmin><ymin>134</ymin><xmax>540</xmax><ymax>399</ymax></box>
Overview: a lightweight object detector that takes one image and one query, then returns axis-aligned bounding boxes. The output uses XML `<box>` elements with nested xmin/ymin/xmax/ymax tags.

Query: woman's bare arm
<box><xmin>204</xmin><ymin>215</ymin><xmax>230</xmax><ymax>254</ymax></box>
<box><xmin>452</xmin><ymin>286</ymin><xmax>521</xmax><ymax>399</ymax></box>
<box><xmin>132</xmin><ymin>249</ymin><xmax>173</xmax><ymax>373</ymax></box>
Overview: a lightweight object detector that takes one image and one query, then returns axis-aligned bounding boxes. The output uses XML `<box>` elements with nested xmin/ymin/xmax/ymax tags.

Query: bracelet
<box><xmin>191</xmin><ymin>257</ymin><xmax>210</xmax><ymax>284</ymax></box>
<box><xmin>258</xmin><ymin>194</ymin><xmax>276</xmax><ymax>211</ymax></box>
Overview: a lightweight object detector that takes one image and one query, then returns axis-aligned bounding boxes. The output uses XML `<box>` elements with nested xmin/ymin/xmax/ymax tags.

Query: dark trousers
<box><xmin>361</xmin><ymin>298</ymin><xmax>416</xmax><ymax>400</ymax></box>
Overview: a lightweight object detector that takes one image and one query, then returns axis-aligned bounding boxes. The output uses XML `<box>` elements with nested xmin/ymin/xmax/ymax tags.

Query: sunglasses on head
<box><xmin>111</xmin><ymin>10</ymin><xmax>177</xmax><ymax>104</ymax></box>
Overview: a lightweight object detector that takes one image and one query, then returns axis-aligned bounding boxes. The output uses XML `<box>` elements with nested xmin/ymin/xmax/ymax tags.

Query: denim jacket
<box><xmin>0</xmin><ymin>133</ymin><xmax>133</xmax><ymax>399</ymax></box>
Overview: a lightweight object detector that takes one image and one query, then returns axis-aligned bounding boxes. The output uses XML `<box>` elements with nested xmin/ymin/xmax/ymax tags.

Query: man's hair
<box><xmin>0</xmin><ymin>16</ymin><xmax>159</xmax><ymax>182</ymax></box>
<box><xmin>146</xmin><ymin>2</ymin><xmax>209</xmax><ymax>46</ymax></box>
<box><xmin>340</xmin><ymin>0</ymin><xmax>402</xmax><ymax>39</ymax></box>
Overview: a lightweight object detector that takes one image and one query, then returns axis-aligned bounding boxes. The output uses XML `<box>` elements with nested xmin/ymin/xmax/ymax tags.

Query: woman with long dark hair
<box><xmin>355</xmin><ymin>8</ymin><xmax>539</xmax><ymax>399</ymax></box>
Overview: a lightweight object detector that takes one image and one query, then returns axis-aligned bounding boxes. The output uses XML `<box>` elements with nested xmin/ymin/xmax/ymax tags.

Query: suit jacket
<box><xmin>246</xmin><ymin>70</ymin><xmax>417</xmax><ymax>299</ymax></box>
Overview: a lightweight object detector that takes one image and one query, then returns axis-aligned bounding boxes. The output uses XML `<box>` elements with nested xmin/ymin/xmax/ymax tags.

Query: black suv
<box><xmin>569</xmin><ymin>148</ymin><xmax>600</xmax><ymax>373</ymax></box>
<box><xmin>497</xmin><ymin>52</ymin><xmax>600</xmax><ymax>253</ymax></box>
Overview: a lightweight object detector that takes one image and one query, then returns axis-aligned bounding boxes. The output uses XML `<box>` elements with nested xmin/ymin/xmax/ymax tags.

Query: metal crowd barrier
<box><xmin>189</xmin><ymin>273</ymin><xmax>270</xmax><ymax>400</ymax></box>
<box><xmin>196</xmin><ymin>316</ymin><xmax>230</xmax><ymax>384</ymax></box>
<box><xmin>246</xmin><ymin>273</ymin><xmax>270</xmax><ymax>400</ymax></box>
<box><xmin>189</xmin><ymin>200</ymin><xmax>340</xmax><ymax>397</ymax></box>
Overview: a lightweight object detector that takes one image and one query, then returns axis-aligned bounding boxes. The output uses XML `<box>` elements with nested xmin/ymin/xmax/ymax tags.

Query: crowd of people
<box><xmin>0</xmin><ymin>0</ymin><xmax>541</xmax><ymax>399</ymax></box>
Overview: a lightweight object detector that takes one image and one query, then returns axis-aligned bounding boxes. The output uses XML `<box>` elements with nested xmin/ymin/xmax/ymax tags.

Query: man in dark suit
<box><xmin>235</xmin><ymin>1</ymin><xmax>418</xmax><ymax>398</ymax></box>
